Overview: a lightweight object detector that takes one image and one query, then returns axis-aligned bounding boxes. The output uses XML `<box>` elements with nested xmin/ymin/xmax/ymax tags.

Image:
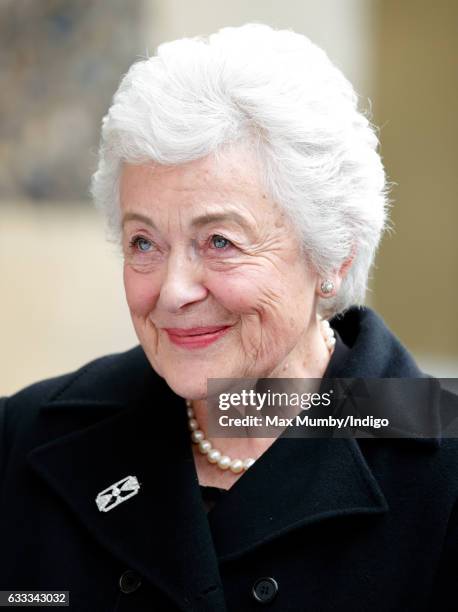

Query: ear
<box><xmin>316</xmin><ymin>246</ymin><xmax>356</xmax><ymax>298</ymax></box>
<box><xmin>338</xmin><ymin>246</ymin><xmax>356</xmax><ymax>280</ymax></box>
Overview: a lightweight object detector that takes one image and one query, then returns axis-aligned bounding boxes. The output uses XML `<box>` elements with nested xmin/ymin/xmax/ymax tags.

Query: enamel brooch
<box><xmin>95</xmin><ymin>475</ymin><xmax>141</xmax><ymax>512</ymax></box>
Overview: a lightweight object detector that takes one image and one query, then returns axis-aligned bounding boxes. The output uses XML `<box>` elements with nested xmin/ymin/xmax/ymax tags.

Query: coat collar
<box><xmin>25</xmin><ymin>307</ymin><xmax>438</xmax><ymax>610</ymax></box>
<box><xmin>330</xmin><ymin>306</ymin><xmax>425</xmax><ymax>378</ymax></box>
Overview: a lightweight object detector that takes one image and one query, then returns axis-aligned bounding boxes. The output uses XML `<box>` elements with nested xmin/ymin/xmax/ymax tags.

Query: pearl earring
<box><xmin>320</xmin><ymin>279</ymin><xmax>334</xmax><ymax>295</ymax></box>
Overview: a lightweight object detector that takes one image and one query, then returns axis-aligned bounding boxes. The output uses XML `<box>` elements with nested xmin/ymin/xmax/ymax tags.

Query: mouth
<box><xmin>163</xmin><ymin>325</ymin><xmax>233</xmax><ymax>349</ymax></box>
<box><xmin>164</xmin><ymin>325</ymin><xmax>232</xmax><ymax>337</ymax></box>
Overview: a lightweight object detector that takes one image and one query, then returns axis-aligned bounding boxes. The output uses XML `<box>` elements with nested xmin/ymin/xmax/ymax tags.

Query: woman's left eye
<box><xmin>209</xmin><ymin>234</ymin><xmax>233</xmax><ymax>250</ymax></box>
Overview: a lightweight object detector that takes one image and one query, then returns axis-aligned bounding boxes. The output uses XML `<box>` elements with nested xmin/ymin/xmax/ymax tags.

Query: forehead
<box><xmin>118</xmin><ymin>148</ymin><xmax>293</xmax><ymax>240</ymax></box>
<box><xmin>119</xmin><ymin>147</ymin><xmax>267</xmax><ymax>212</ymax></box>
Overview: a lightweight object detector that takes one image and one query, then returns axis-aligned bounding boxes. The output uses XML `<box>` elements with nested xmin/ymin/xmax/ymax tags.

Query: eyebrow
<box><xmin>122</xmin><ymin>210</ymin><xmax>255</xmax><ymax>235</ymax></box>
<box><xmin>190</xmin><ymin>212</ymin><xmax>254</xmax><ymax>235</ymax></box>
<box><xmin>122</xmin><ymin>212</ymin><xmax>157</xmax><ymax>228</ymax></box>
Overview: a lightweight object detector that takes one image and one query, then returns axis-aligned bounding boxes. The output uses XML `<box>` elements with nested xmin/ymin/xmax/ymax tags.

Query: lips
<box><xmin>164</xmin><ymin>325</ymin><xmax>231</xmax><ymax>337</ymax></box>
<box><xmin>163</xmin><ymin>324</ymin><xmax>233</xmax><ymax>349</ymax></box>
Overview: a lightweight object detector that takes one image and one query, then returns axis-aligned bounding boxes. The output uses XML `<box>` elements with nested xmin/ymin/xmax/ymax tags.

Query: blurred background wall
<box><xmin>1</xmin><ymin>0</ymin><xmax>457</xmax><ymax>395</ymax></box>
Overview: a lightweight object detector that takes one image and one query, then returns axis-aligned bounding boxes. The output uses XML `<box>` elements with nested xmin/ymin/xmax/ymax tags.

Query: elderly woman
<box><xmin>0</xmin><ymin>23</ymin><xmax>456</xmax><ymax>612</ymax></box>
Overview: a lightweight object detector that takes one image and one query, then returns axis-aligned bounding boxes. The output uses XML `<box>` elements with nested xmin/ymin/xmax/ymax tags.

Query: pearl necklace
<box><xmin>186</xmin><ymin>317</ymin><xmax>336</xmax><ymax>473</ymax></box>
<box><xmin>317</xmin><ymin>315</ymin><xmax>337</xmax><ymax>352</ymax></box>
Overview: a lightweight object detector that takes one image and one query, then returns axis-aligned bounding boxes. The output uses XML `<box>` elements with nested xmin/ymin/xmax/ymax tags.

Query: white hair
<box><xmin>91</xmin><ymin>23</ymin><xmax>389</xmax><ymax>318</ymax></box>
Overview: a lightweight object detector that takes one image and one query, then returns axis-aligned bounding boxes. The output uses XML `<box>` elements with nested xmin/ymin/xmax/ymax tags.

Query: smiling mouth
<box><xmin>163</xmin><ymin>325</ymin><xmax>233</xmax><ymax>348</ymax></box>
<box><xmin>163</xmin><ymin>325</ymin><xmax>232</xmax><ymax>337</ymax></box>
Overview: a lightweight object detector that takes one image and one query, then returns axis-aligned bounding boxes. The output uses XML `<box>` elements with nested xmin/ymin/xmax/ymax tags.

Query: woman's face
<box><xmin>120</xmin><ymin>147</ymin><xmax>321</xmax><ymax>399</ymax></box>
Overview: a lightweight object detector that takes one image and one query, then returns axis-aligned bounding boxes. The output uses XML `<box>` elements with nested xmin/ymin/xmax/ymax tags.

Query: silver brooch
<box><xmin>95</xmin><ymin>475</ymin><xmax>141</xmax><ymax>512</ymax></box>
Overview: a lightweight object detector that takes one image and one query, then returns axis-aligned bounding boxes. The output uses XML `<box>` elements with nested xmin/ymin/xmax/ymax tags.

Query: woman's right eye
<box><xmin>129</xmin><ymin>236</ymin><xmax>153</xmax><ymax>252</ymax></box>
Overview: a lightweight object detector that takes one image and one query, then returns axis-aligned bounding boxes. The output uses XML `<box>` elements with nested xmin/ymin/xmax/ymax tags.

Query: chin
<box><xmin>161</xmin><ymin>369</ymin><xmax>209</xmax><ymax>401</ymax></box>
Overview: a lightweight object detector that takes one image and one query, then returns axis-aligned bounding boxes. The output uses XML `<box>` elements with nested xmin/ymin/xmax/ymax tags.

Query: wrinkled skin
<box><xmin>120</xmin><ymin>147</ymin><xmax>340</xmax><ymax>406</ymax></box>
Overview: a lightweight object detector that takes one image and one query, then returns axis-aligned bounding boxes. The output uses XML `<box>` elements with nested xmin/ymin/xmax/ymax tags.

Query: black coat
<box><xmin>1</xmin><ymin>306</ymin><xmax>457</xmax><ymax>611</ymax></box>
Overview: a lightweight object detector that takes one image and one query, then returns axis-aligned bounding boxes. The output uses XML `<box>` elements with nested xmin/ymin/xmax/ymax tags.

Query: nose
<box><xmin>157</xmin><ymin>248</ymin><xmax>208</xmax><ymax>312</ymax></box>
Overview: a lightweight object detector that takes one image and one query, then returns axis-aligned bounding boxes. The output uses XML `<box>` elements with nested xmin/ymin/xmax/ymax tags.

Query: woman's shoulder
<box><xmin>0</xmin><ymin>345</ymin><xmax>157</xmax><ymax>475</ymax></box>
<box><xmin>2</xmin><ymin>344</ymin><xmax>149</xmax><ymax>411</ymax></box>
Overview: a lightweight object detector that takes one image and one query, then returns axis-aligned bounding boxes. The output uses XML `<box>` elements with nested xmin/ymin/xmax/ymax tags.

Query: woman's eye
<box><xmin>129</xmin><ymin>236</ymin><xmax>153</xmax><ymax>253</ymax></box>
<box><xmin>210</xmin><ymin>234</ymin><xmax>233</xmax><ymax>250</ymax></box>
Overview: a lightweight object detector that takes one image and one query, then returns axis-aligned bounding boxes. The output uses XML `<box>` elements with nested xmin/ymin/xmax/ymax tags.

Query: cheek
<box><xmin>206</xmin><ymin>268</ymin><xmax>268</xmax><ymax>314</ymax></box>
<box><xmin>207</xmin><ymin>268</ymin><xmax>288</xmax><ymax>319</ymax></box>
<box><xmin>208</xmin><ymin>263</ymin><xmax>314</xmax><ymax>329</ymax></box>
<box><xmin>123</xmin><ymin>266</ymin><xmax>159</xmax><ymax>317</ymax></box>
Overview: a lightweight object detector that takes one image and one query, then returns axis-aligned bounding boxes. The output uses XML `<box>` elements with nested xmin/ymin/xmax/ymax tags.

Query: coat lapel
<box><xmin>207</xmin><ymin>435</ymin><xmax>389</xmax><ymax>561</ymax></box>
<box><xmin>27</xmin><ymin>387</ymin><xmax>227</xmax><ymax>612</ymax></box>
